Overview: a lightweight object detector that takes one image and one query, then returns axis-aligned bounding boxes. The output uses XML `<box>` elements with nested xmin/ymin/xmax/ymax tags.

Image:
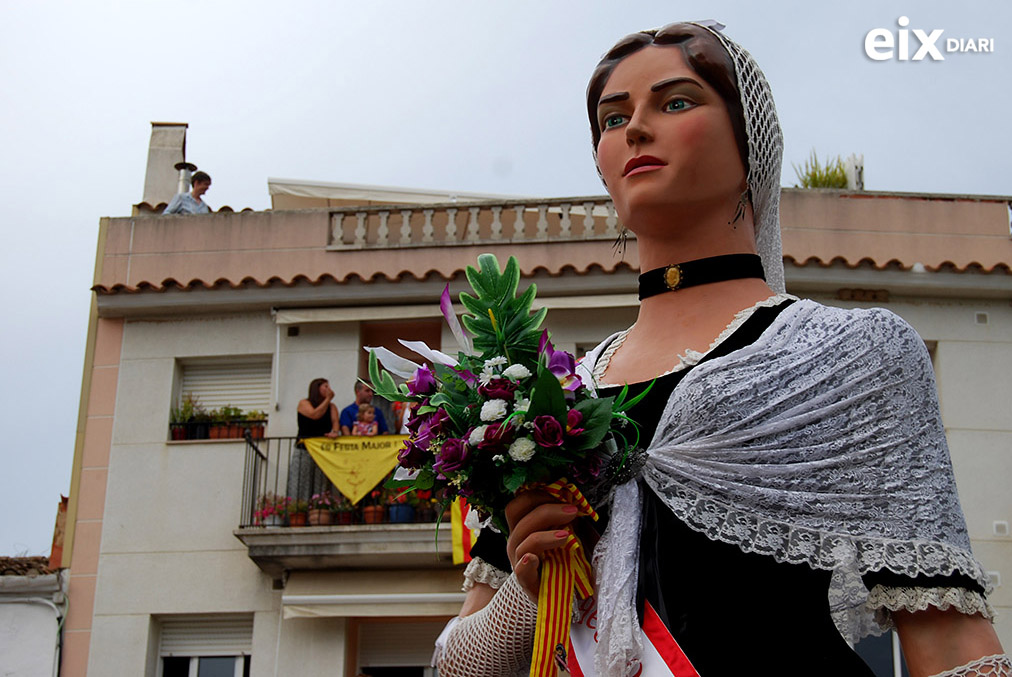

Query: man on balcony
<box><xmin>339</xmin><ymin>382</ymin><xmax>389</xmax><ymax>436</ymax></box>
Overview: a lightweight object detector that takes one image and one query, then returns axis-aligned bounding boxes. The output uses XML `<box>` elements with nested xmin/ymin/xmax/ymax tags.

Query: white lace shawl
<box><xmin>578</xmin><ymin>299</ymin><xmax>989</xmax><ymax>677</ymax></box>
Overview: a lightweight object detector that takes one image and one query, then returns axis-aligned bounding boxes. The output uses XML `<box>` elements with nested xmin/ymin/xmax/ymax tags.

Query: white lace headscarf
<box><xmin>698</xmin><ymin>21</ymin><xmax>785</xmax><ymax>294</ymax></box>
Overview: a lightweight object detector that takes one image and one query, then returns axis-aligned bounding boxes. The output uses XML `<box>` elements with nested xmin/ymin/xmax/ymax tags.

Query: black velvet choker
<box><xmin>638</xmin><ymin>254</ymin><xmax>765</xmax><ymax>300</ymax></box>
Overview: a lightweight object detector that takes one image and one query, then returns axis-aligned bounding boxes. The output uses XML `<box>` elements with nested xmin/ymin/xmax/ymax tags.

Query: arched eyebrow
<box><xmin>599</xmin><ymin>76</ymin><xmax>705</xmax><ymax>109</ymax></box>
<box><xmin>597</xmin><ymin>92</ymin><xmax>629</xmax><ymax>107</ymax></box>
<box><xmin>651</xmin><ymin>76</ymin><xmax>704</xmax><ymax>92</ymax></box>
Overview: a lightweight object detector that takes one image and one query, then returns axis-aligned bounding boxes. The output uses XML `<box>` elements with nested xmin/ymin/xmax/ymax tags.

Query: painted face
<box><xmin>594</xmin><ymin>45</ymin><xmax>745</xmax><ymax>225</ymax></box>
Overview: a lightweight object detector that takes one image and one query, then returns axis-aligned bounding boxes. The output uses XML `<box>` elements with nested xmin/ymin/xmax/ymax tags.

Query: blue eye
<box><xmin>603</xmin><ymin>114</ymin><xmax>626</xmax><ymax>129</ymax></box>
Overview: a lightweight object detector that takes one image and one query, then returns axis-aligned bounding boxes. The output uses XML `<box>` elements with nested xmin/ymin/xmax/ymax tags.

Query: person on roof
<box><xmin>163</xmin><ymin>171</ymin><xmax>212</xmax><ymax>215</ymax></box>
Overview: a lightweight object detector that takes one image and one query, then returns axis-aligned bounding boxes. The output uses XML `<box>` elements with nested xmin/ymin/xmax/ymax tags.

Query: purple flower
<box><xmin>477</xmin><ymin>422</ymin><xmax>514</xmax><ymax>455</ymax></box>
<box><xmin>433</xmin><ymin>437</ymin><xmax>469</xmax><ymax>477</ymax></box>
<box><xmin>408</xmin><ymin>364</ymin><xmax>437</xmax><ymax>396</ymax></box>
<box><xmin>478</xmin><ymin>378</ymin><xmax>517</xmax><ymax>401</ymax></box>
<box><xmin>566</xmin><ymin>409</ymin><xmax>585</xmax><ymax>438</ymax></box>
<box><xmin>568</xmin><ymin>453</ymin><xmax>604</xmax><ymax>486</ymax></box>
<box><xmin>531</xmin><ymin>415</ymin><xmax>564</xmax><ymax>448</ymax></box>
<box><xmin>398</xmin><ymin>440</ymin><xmax>429</xmax><ymax>469</ymax></box>
<box><xmin>539</xmin><ymin>331</ymin><xmax>583</xmax><ymax>392</ymax></box>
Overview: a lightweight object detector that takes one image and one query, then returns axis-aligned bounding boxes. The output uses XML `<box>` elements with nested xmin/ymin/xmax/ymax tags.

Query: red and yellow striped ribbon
<box><xmin>529</xmin><ymin>479</ymin><xmax>598</xmax><ymax>677</ymax></box>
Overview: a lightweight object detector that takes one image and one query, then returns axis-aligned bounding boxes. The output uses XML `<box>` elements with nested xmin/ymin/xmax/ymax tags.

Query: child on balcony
<box><xmin>352</xmin><ymin>404</ymin><xmax>379</xmax><ymax>436</ymax></box>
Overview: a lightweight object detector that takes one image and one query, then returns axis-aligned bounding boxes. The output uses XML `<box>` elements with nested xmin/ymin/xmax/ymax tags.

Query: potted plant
<box><xmin>413</xmin><ymin>489</ymin><xmax>437</xmax><ymax>522</ymax></box>
<box><xmin>332</xmin><ymin>493</ymin><xmax>356</xmax><ymax>525</ymax></box>
<box><xmin>169</xmin><ymin>404</ymin><xmax>189</xmax><ymax>441</ymax></box>
<box><xmin>208</xmin><ymin>407</ymin><xmax>226</xmax><ymax>439</ymax></box>
<box><xmin>287</xmin><ymin>498</ymin><xmax>309</xmax><ymax>526</ymax></box>
<box><xmin>308</xmin><ymin>492</ymin><xmax>335</xmax><ymax>526</ymax></box>
<box><xmin>244</xmin><ymin>410</ymin><xmax>268</xmax><ymax>439</ymax></box>
<box><xmin>170</xmin><ymin>393</ymin><xmax>205</xmax><ymax>440</ymax></box>
<box><xmin>361</xmin><ymin>488</ymin><xmax>386</xmax><ymax>524</ymax></box>
<box><xmin>388</xmin><ymin>487</ymin><xmax>415</xmax><ymax>524</ymax></box>
<box><xmin>219</xmin><ymin>405</ymin><xmax>245</xmax><ymax>438</ymax></box>
<box><xmin>255</xmin><ymin>493</ymin><xmax>288</xmax><ymax>527</ymax></box>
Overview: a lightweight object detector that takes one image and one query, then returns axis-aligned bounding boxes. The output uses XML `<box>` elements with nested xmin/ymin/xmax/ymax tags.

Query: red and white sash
<box><xmin>564</xmin><ymin>597</ymin><xmax>699</xmax><ymax>677</ymax></box>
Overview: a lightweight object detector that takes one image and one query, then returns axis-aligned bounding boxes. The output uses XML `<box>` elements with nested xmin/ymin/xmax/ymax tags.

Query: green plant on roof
<box><xmin>792</xmin><ymin>150</ymin><xmax>848</xmax><ymax>189</ymax></box>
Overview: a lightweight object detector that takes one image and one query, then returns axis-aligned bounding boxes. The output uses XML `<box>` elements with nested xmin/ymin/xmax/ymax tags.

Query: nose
<box><xmin>625</xmin><ymin>110</ymin><xmax>653</xmax><ymax>146</ymax></box>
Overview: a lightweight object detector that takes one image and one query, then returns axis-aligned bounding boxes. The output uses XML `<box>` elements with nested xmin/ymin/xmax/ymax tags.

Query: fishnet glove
<box><xmin>435</xmin><ymin>573</ymin><xmax>538</xmax><ymax>677</ymax></box>
<box><xmin>929</xmin><ymin>654</ymin><xmax>1012</xmax><ymax>677</ymax></box>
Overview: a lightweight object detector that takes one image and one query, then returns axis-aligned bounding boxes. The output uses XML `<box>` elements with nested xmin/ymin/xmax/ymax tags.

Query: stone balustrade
<box><xmin>327</xmin><ymin>196</ymin><xmax>622</xmax><ymax>249</ymax></box>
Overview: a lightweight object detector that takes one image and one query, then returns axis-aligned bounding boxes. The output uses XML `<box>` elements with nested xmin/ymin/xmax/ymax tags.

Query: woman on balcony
<box><xmin>287</xmin><ymin>378</ymin><xmax>340</xmax><ymax>501</ymax></box>
<box><xmin>435</xmin><ymin>21</ymin><xmax>1007</xmax><ymax>677</ymax></box>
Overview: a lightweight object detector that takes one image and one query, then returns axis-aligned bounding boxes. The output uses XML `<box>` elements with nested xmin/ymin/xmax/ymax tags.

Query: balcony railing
<box><xmin>236</xmin><ymin>435</ymin><xmax>454</xmax><ymax>576</ymax></box>
<box><xmin>326</xmin><ymin>196</ymin><xmax>621</xmax><ymax>250</ymax></box>
<box><xmin>239</xmin><ymin>436</ymin><xmax>441</xmax><ymax>528</ymax></box>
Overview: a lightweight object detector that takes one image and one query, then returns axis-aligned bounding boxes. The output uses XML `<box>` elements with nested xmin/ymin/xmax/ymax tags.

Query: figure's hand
<box><xmin>505</xmin><ymin>491</ymin><xmax>580</xmax><ymax>600</ymax></box>
<box><xmin>325</xmin><ymin>430</ymin><xmax>339</xmax><ymax>438</ymax></box>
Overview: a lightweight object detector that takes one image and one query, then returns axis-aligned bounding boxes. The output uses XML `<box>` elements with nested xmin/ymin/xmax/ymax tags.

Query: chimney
<box><xmin>844</xmin><ymin>153</ymin><xmax>864</xmax><ymax>191</ymax></box>
<box><xmin>142</xmin><ymin>122</ymin><xmax>189</xmax><ymax>206</ymax></box>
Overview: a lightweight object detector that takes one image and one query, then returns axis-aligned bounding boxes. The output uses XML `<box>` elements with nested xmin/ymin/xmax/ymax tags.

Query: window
<box><xmin>158</xmin><ymin>615</ymin><xmax>253</xmax><ymax>677</ymax></box>
<box><xmin>171</xmin><ymin>357</ymin><xmax>272</xmax><ymax>440</ymax></box>
<box><xmin>177</xmin><ymin>357</ymin><xmax>273</xmax><ymax>412</ymax></box>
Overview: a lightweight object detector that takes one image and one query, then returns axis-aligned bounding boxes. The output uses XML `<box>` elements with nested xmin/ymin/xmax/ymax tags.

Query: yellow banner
<box><xmin>301</xmin><ymin>435</ymin><xmax>406</xmax><ymax>505</ymax></box>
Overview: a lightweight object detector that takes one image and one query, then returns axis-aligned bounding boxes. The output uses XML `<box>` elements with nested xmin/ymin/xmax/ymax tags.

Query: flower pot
<box><xmin>308</xmin><ymin>509</ymin><xmax>332</xmax><ymax>526</ymax></box>
<box><xmin>288</xmin><ymin>513</ymin><xmax>308</xmax><ymax>527</ymax></box>
<box><xmin>228</xmin><ymin>423</ymin><xmax>242</xmax><ymax>438</ymax></box>
<box><xmin>249</xmin><ymin>424</ymin><xmax>265</xmax><ymax>440</ymax></box>
<box><xmin>262</xmin><ymin>515</ymin><xmax>284</xmax><ymax>527</ymax></box>
<box><xmin>362</xmin><ymin>505</ymin><xmax>385</xmax><ymax>524</ymax></box>
<box><xmin>335</xmin><ymin>511</ymin><xmax>355</xmax><ymax>525</ymax></box>
<box><xmin>209</xmin><ymin>424</ymin><xmax>224</xmax><ymax>439</ymax></box>
<box><xmin>170</xmin><ymin>424</ymin><xmax>188</xmax><ymax>441</ymax></box>
<box><xmin>389</xmin><ymin>504</ymin><xmax>415</xmax><ymax>523</ymax></box>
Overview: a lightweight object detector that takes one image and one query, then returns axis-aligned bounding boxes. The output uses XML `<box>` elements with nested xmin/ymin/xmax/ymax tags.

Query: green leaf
<box><xmin>527</xmin><ymin>366</ymin><xmax>566</xmax><ymax>423</ymax></box>
<box><xmin>415</xmin><ymin>469</ymin><xmax>435</xmax><ymax>491</ymax></box>
<box><xmin>503</xmin><ymin>466</ymin><xmax>527</xmax><ymax>494</ymax></box>
<box><xmin>571</xmin><ymin>397</ymin><xmax>615</xmax><ymax>451</ymax></box>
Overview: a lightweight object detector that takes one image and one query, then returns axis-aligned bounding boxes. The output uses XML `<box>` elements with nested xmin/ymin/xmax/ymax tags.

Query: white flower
<box><xmin>484</xmin><ymin>356</ymin><xmax>508</xmax><ymax>370</ymax></box>
<box><xmin>469</xmin><ymin>425</ymin><xmax>488</xmax><ymax>446</ymax></box>
<box><xmin>492</xmin><ymin>454</ymin><xmax>505</xmax><ymax>464</ymax></box>
<box><xmin>508</xmin><ymin>437</ymin><xmax>537</xmax><ymax>462</ymax></box>
<box><xmin>480</xmin><ymin>399</ymin><xmax>508</xmax><ymax>421</ymax></box>
<box><xmin>479</xmin><ymin>369</ymin><xmax>497</xmax><ymax>386</ymax></box>
<box><xmin>514</xmin><ymin>396</ymin><xmax>531</xmax><ymax>412</ymax></box>
<box><xmin>503</xmin><ymin>364</ymin><xmax>531</xmax><ymax>380</ymax></box>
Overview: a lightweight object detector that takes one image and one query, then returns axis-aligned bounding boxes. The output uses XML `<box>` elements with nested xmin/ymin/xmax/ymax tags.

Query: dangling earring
<box><xmin>729</xmin><ymin>188</ymin><xmax>750</xmax><ymax>227</ymax></box>
<box><xmin>612</xmin><ymin>225</ymin><xmax>629</xmax><ymax>258</ymax></box>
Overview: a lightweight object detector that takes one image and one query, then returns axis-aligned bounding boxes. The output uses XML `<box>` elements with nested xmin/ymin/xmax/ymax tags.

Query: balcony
<box><xmin>234</xmin><ymin>436</ymin><xmax>455</xmax><ymax>578</ymax></box>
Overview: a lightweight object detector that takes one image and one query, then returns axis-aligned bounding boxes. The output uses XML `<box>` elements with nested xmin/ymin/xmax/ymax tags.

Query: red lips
<box><xmin>623</xmin><ymin>155</ymin><xmax>667</xmax><ymax>176</ymax></box>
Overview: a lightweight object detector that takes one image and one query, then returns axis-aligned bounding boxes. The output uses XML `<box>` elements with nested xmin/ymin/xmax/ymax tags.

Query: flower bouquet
<box><xmin>368</xmin><ymin>254</ymin><xmax>646</xmax><ymax>677</ymax></box>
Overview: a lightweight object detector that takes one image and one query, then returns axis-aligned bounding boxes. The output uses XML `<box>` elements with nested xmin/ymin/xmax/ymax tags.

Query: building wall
<box><xmin>78</xmin><ymin>289</ymin><xmax>1012</xmax><ymax>674</ymax></box>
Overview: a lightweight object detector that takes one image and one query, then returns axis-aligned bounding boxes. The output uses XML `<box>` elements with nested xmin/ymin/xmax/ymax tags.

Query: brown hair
<box><xmin>357</xmin><ymin>403</ymin><xmax>375</xmax><ymax>421</ymax></box>
<box><xmin>307</xmin><ymin>378</ymin><xmax>328</xmax><ymax>407</ymax></box>
<box><xmin>191</xmin><ymin>170</ymin><xmax>211</xmax><ymax>185</ymax></box>
<box><xmin>586</xmin><ymin>23</ymin><xmax>747</xmax><ymax>174</ymax></box>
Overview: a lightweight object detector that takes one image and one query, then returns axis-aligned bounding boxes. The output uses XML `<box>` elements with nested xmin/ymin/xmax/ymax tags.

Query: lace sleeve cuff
<box><xmin>462</xmin><ymin>556</ymin><xmax>511</xmax><ymax>592</ymax></box>
<box><xmin>928</xmin><ymin>654</ymin><xmax>1011</xmax><ymax>677</ymax></box>
<box><xmin>436</xmin><ymin>573</ymin><xmax>537</xmax><ymax>677</ymax></box>
<box><xmin>867</xmin><ymin>585</ymin><xmax>996</xmax><ymax>629</ymax></box>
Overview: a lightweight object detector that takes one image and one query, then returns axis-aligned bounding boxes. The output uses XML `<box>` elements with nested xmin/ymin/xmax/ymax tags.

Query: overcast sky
<box><xmin>1</xmin><ymin>0</ymin><xmax>1009</xmax><ymax>555</ymax></box>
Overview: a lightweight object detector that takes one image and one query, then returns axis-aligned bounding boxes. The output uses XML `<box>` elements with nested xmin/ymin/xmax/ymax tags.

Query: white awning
<box><xmin>281</xmin><ymin>570</ymin><xmax>465</xmax><ymax>619</ymax></box>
